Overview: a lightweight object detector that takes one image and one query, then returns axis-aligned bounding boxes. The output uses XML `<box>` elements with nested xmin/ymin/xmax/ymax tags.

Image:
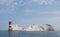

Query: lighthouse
<box><xmin>8</xmin><ymin>21</ymin><xmax>12</xmax><ymax>31</ymax></box>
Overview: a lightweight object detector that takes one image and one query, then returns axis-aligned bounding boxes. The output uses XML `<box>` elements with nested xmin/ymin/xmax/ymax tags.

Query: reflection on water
<box><xmin>8</xmin><ymin>31</ymin><xmax>60</xmax><ymax>37</ymax></box>
<box><xmin>8</xmin><ymin>31</ymin><xmax>19</xmax><ymax>37</ymax></box>
<box><xmin>8</xmin><ymin>32</ymin><xmax>12</xmax><ymax>37</ymax></box>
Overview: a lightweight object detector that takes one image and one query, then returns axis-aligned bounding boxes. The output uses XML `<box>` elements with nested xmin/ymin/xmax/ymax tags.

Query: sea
<box><xmin>0</xmin><ymin>31</ymin><xmax>60</xmax><ymax>37</ymax></box>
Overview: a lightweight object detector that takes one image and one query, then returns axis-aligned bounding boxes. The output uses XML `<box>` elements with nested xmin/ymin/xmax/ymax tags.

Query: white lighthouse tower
<box><xmin>8</xmin><ymin>21</ymin><xmax>12</xmax><ymax>31</ymax></box>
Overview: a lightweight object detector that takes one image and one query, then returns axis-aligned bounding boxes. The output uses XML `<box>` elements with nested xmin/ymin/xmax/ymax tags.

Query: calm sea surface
<box><xmin>0</xmin><ymin>31</ymin><xmax>60</xmax><ymax>37</ymax></box>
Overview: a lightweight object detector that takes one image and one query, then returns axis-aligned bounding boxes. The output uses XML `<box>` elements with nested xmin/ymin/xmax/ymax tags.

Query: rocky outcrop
<box><xmin>8</xmin><ymin>21</ymin><xmax>54</xmax><ymax>31</ymax></box>
<box><xmin>25</xmin><ymin>24</ymin><xmax>54</xmax><ymax>31</ymax></box>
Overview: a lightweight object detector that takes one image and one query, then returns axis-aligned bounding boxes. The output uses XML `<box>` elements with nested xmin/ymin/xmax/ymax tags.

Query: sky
<box><xmin>0</xmin><ymin>0</ymin><xmax>60</xmax><ymax>30</ymax></box>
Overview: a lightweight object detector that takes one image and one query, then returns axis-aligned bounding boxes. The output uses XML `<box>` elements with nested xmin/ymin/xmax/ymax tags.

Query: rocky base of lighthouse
<box><xmin>8</xmin><ymin>24</ymin><xmax>54</xmax><ymax>31</ymax></box>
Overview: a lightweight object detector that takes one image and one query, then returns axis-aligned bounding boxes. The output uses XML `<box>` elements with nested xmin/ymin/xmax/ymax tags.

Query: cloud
<box><xmin>10</xmin><ymin>0</ymin><xmax>26</xmax><ymax>10</ymax></box>
<box><xmin>24</xmin><ymin>8</ymin><xmax>60</xmax><ymax>15</ymax></box>
<box><xmin>0</xmin><ymin>0</ymin><xmax>8</xmax><ymax>4</ymax></box>
<box><xmin>0</xmin><ymin>0</ymin><xmax>26</xmax><ymax>11</ymax></box>
<box><xmin>26</xmin><ymin>0</ymin><xmax>55</xmax><ymax>5</ymax></box>
<box><xmin>0</xmin><ymin>0</ymin><xmax>59</xmax><ymax>7</ymax></box>
<box><xmin>52</xmin><ymin>11</ymin><xmax>60</xmax><ymax>14</ymax></box>
<box><xmin>0</xmin><ymin>0</ymin><xmax>14</xmax><ymax>5</ymax></box>
<box><xmin>0</xmin><ymin>0</ymin><xmax>59</xmax><ymax>10</ymax></box>
<box><xmin>0</xmin><ymin>0</ymin><xmax>60</xmax><ymax>13</ymax></box>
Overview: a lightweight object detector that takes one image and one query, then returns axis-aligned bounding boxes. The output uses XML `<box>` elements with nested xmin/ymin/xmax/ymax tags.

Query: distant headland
<box><xmin>8</xmin><ymin>21</ymin><xmax>54</xmax><ymax>31</ymax></box>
